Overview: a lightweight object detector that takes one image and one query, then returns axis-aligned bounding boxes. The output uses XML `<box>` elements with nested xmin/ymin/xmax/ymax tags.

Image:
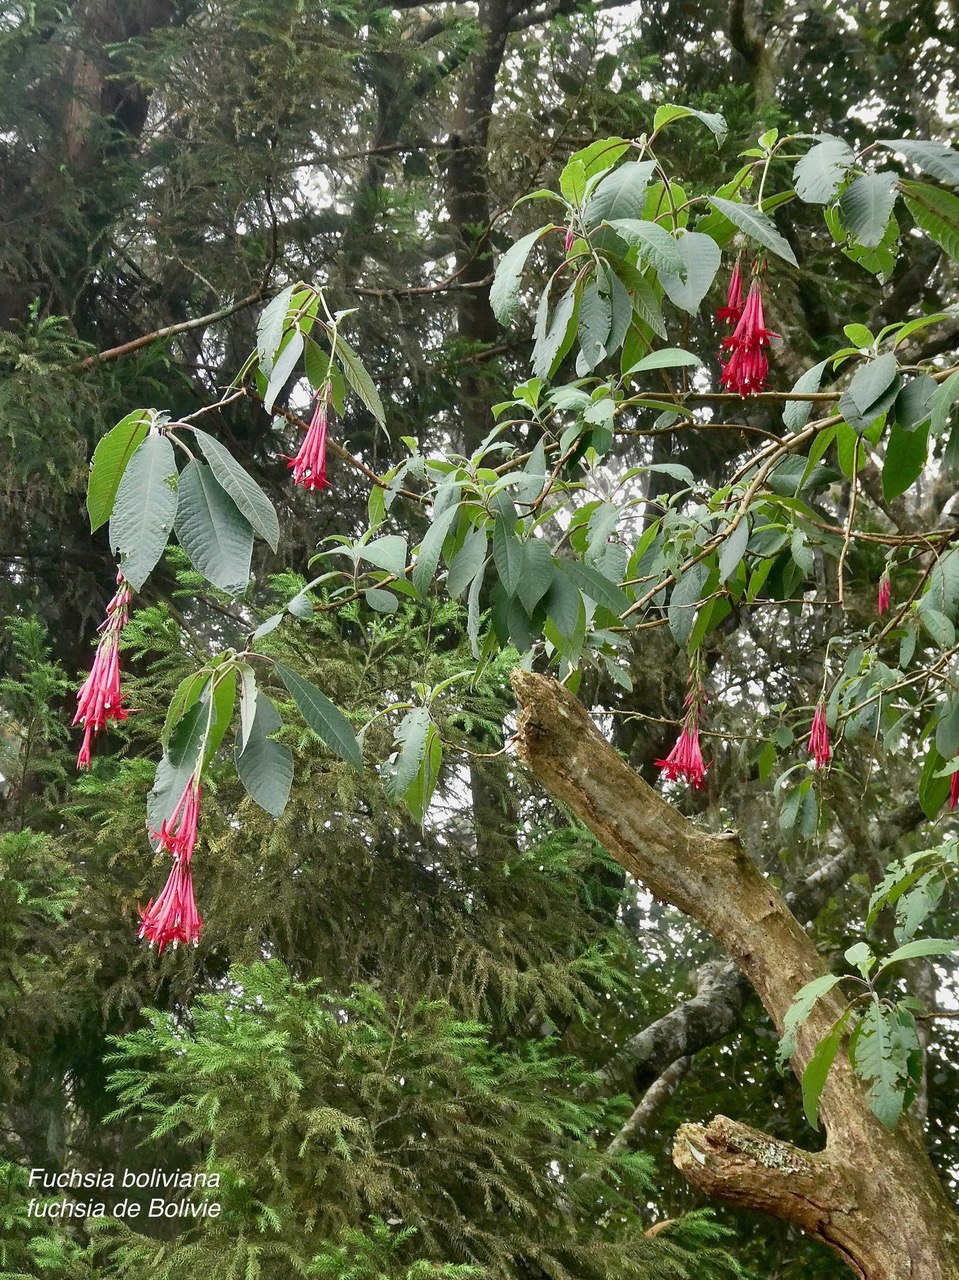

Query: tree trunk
<box><xmin>510</xmin><ymin>669</ymin><xmax>959</xmax><ymax>1278</ymax></box>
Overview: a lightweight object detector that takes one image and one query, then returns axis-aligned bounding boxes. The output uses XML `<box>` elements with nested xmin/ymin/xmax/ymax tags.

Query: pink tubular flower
<box><xmin>140</xmin><ymin>773</ymin><xmax>203</xmax><ymax>953</ymax></box>
<box><xmin>808</xmin><ymin>701</ymin><xmax>831</xmax><ymax>770</ymax></box>
<box><xmin>950</xmin><ymin>770</ymin><xmax>959</xmax><ymax>814</ymax></box>
<box><xmin>719</xmin><ymin>279</ymin><xmax>780</xmax><ymax>396</ymax></box>
<box><xmin>656</xmin><ymin>678</ymin><xmax>709</xmax><ymax>790</ymax></box>
<box><xmin>656</xmin><ymin>715</ymin><xmax>708</xmax><ymax>789</ymax></box>
<box><xmin>73</xmin><ymin>575</ymin><xmax>133</xmax><ymax>769</ymax></box>
<box><xmin>289</xmin><ymin>383</ymin><xmax>331</xmax><ymax>491</ymax></box>
<box><xmin>878</xmin><ymin>571</ymin><xmax>891</xmax><ymax>616</ymax></box>
<box><xmin>154</xmin><ymin>776</ymin><xmax>202</xmax><ymax>862</ymax></box>
<box><xmin>716</xmin><ymin>258</ymin><xmax>744</xmax><ymax>324</ymax></box>
<box><xmin>138</xmin><ymin>857</ymin><xmax>202</xmax><ymax>954</ymax></box>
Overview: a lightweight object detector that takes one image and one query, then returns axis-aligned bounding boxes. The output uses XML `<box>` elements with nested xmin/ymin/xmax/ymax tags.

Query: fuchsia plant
<box><xmin>74</xmin><ymin>120</ymin><xmax>959</xmax><ymax>998</ymax></box>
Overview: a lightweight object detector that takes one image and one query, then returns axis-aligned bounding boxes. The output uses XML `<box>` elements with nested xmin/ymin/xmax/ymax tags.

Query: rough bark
<box><xmin>511</xmin><ymin>669</ymin><xmax>959</xmax><ymax>1279</ymax></box>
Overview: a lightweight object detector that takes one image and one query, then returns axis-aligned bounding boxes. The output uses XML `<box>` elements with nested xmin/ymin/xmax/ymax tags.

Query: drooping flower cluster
<box><xmin>878</xmin><ymin>571</ymin><xmax>891</xmax><ymax>616</ymax></box>
<box><xmin>73</xmin><ymin>573</ymin><xmax>133</xmax><ymax>769</ymax></box>
<box><xmin>289</xmin><ymin>381</ymin><xmax>331</xmax><ymax>491</ymax></box>
<box><xmin>719</xmin><ymin>276</ymin><xmax>779</xmax><ymax>396</ymax></box>
<box><xmin>656</xmin><ymin>681</ymin><xmax>709</xmax><ymax>790</ymax></box>
<box><xmin>138</xmin><ymin>774</ymin><xmax>203</xmax><ymax>954</ymax></box>
<box><xmin>808</xmin><ymin>701</ymin><xmax>831</xmax><ymax>770</ymax></box>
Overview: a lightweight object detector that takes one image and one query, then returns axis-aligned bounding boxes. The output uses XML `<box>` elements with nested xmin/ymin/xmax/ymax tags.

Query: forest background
<box><xmin>3</xmin><ymin>0</ymin><xmax>959</xmax><ymax>1277</ymax></box>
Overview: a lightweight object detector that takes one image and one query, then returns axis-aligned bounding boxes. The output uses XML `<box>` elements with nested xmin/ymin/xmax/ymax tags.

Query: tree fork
<box><xmin>510</xmin><ymin>669</ymin><xmax>959</xmax><ymax>1278</ymax></box>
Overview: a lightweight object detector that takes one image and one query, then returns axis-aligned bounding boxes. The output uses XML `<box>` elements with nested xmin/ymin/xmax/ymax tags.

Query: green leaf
<box><xmin>334</xmin><ymin>333</ymin><xmax>386</xmax><ymax>425</ymax></box>
<box><xmin>492</xmin><ymin>515</ymin><xmax>524</xmax><ymax>597</ymax></box>
<box><xmin>161</xmin><ymin>667</ymin><xmax>234</xmax><ymax>773</ymax></box>
<box><xmin>491</xmin><ymin>227</ymin><xmax>551</xmax><ymax>324</ymax></box>
<box><xmin>927</xmin><ymin>548</ymin><xmax>959</xmax><ymax>617</ymax></box>
<box><xmin>287</xmin><ymin>590</ymin><xmax>313</xmax><ymax>618</ymax></box>
<box><xmin>876</xmin><ymin>937</ymin><xmax>959</xmax><ymax>974</ymax></box>
<box><xmin>919</xmin><ymin>741</ymin><xmax>952</xmax><ymax>819</ymax></box>
<box><xmin>626</xmin><ymin>347</ymin><xmax>702</xmax><ymax>374</ymax></box>
<box><xmin>894</xmin><ymin>374</ymin><xmax>935</xmax><ymax>432</ymax></box>
<box><xmin>707</xmin><ymin>197</ymin><xmax>798</xmax><ymax>265</ymax></box>
<box><xmin>576</xmin><ymin>278</ymin><xmax>612</xmax><ymax>372</ymax></box>
<box><xmin>543</xmin><ymin>569</ymin><xmax>582</xmax><ymax>640</ymax></box>
<box><xmin>531</xmin><ymin>281</ymin><xmax>579</xmax><ymax>381</ymax></box>
<box><xmin>566</xmin><ymin>136</ymin><xmax>631</xmax><ymax>181</ymax></box>
<box><xmin>174</xmin><ymin>461</ymin><xmax>254</xmax><ymax>594</ymax></box>
<box><xmin>161</xmin><ymin>668</ymin><xmax>210</xmax><ymax>750</ymax></box>
<box><xmin>516</xmin><ymin>538</ymin><xmax>554</xmax><ymax>615</ymax></box>
<box><xmin>801</xmin><ymin>1012</ymin><xmax>850</xmax><ymax>1128</ymax></box>
<box><xmin>844</xmin><ymin>941</ymin><xmax>876</xmax><ymax>977</ymax></box>
<box><xmin>783</xmin><ymin>359</ymin><xmax>830</xmax><ymax>431</ymax></box>
<box><xmin>263</xmin><ymin>328</ymin><xmax>304</xmax><ymax>413</ymax></box>
<box><xmin>936</xmin><ymin>695</ymin><xmax>959</xmax><ymax>763</ymax></box>
<box><xmin>359</xmin><ymin>535</ymin><xmax>408</xmax><ymax>577</ymax></box>
<box><xmin>718</xmin><ymin>517</ymin><xmax>749</xmax><ymax>584</ymax></box>
<box><xmin>584</xmin><ymin>160</ymin><xmax>657</xmax><ymax>225</ymax></box>
<box><xmin>235</xmin><ymin>693</ymin><xmax>293</xmax><ymax>818</ymax></box>
<box><xmin>841</xmin><ymin>352</ymin><xmax>900</xmax><ymax>430</ymax></box>
<box><xmin>921</xmin><ymin>608</ymin><xmax>955</xmax><ymax>649</ymax></box>
<box><xmin>793</xmin><ymin>136</ymin><xmax>854</xmax><ymax>204</ymax></box>
<box><xmin>412</xmin><ymin>504</ymin><xmax>459</xmax><ymax>597</ymax></box>
<box><xmin>446</xmin><ymin>527</ymin><xmax>488</xmax><ymax>600</ymax></box>
<box><xmin>365</xmin><ymin>588</ymin><xmax>399</xmax><ymax>613</ymax></box>
<box><xmin>659</xmin><ymin>231</ymin><xmax>722</xmax><ymax>315</ymax></box>
<box><xmin>880</xmin><ymin>138</ymin><xmax>959</xmax><ymax>187</ymax></box>
<box><xmin>882</xmin><ymin>422</ymin><xmax>929</xmax><ymax>502</ymax></box>
<box><xmin>790</xmin><ymin>529</ymin><xmax>815</xmax><ymax>575</ymax></box>
<box><xmin>901</xmin><ymin>180</ymin><xmax>959</xmax><ymax>260</ymax></box>
<box><xmin>930</xmin><ymin>369</ymin><xmax>959</xmax><ymax>437</ymax></box>
<box><xmin>560</xmin><ymin>157</ymin><xmax>586</xmax><ymax>206</ymax></box>
<box><xmin>109</xmin><ymin>432</ymin><xmax>179</xmax><ymax>591</ymax></box>
<box><xmin>193</xmin><ymin>428</ymin><xmax>280</xmax><ymax>550</ymax></box>
<box><xmin>467</xmin><ymin>558</ymin><xmax>489</xmax><ymax>659</ymax></box>
<box><xmin>668</xmin><ymin>561</ymin><xmax>709</xmax><ymax>647</ymax></box>
<box><xmin>777</xmin><ymin>973</ymin><xmax>842</xmax><ymax>1069</ymax></box>
<box><xmin>850</xmin><ymin>1000</ymin><xmax>908</xmax><ymax>1128</ymax></box>
<box><xmin>653</xmin><ymin>103</ymin><xmax>727</xmax><ymax>146</ymax></box>
<box><xmin>557</xmin><ymin>558</ymin><xmax>629</xmax><ymax>616</ymax></box>
<box><xmin>203</xmin><ymin>670</ymin><xmax>237</xmax><ymax>768</ymax></box>
<box><xmin>87</xmin><ymin>409</ymin><xmax>153</xmax><ymax>532</ymax></box>
<box><xmin>844</xmin><ymin>323</ymin><xmax>875</xmax><ymax>349</ymax></box>
<box><xmin>148</xmin><ymin>701</ymin><xmax>206</xmax><ymax>832</ymax></box>
<box><xmin>238</xmin><ymin>662</ymin><xmax>258</xmax><ymax>752</ymax></box>
<box><xmin>275</xmin><ymin>662</ymin><xmax>362</xmax><ymax>769</ymax></box>
<box><xmin>384</xmin><ymin>707</ymin><xmax>430</xmax><ymax>801</ymax></box>
<box><xmin>838</xmin><ymin>173</ymin><xmax>900</xmax><ymax>248</ymax></box>
<box><xmin>404</xmin><ymin>722</ymin><xmax>442</xmax><ymax>824</ymax></box>
<box><xmin>604</xmin><ymin>219</ymin><xmax>684</xmax><ymax>275</ymax></box>
<box><xmin>616</xmin><ymin>262</ymin><xmax>667</xmax><ymax>339</ymax></box>
<box><xmin>303</xmin><ymin>333</ymin><xmax>331</xmax><ymax>391</ymax></box>
<box><xmin>256</xmin><ymin>284</ymin><xmax>297</xmax><ymax>374</ymax></box>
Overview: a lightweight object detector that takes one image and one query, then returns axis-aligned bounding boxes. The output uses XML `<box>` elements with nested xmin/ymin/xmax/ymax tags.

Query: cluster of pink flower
<box><xmin>288</xmin><ymin>381</ymin><xmax>331</xmax><ymax>491</ymax></box>
<box><xmin>716</xmin><ymin>260</ymin><xmax>779</xmax><ymax>396</ymax></box>
<box><xmin>655</xmin><ymin>686</ymin><xmax>836</xmax><ymax>791</ymax></box>
<box><xmin>655</xmin><ymin>683</ymin><xmax>709</xmax><ymax>790</ymax></box>
<box><xmin>74</xmin><ymin>571</ymin><xmax>203</xmax><ymax>954</ymax></box>
<box><xmin>808</xmin><ymin>702</ymin><xmax>831</xmax><ymax>770</ymax></box>
<box><xmin>138</xmin><ymin>774</ymin><xmax>203</xmax><ymax>955</ymax></box>
<box><xmin>73</xmin><ymin>573</ymin><xmax>133</xmax><ymax>769</ymax></box>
